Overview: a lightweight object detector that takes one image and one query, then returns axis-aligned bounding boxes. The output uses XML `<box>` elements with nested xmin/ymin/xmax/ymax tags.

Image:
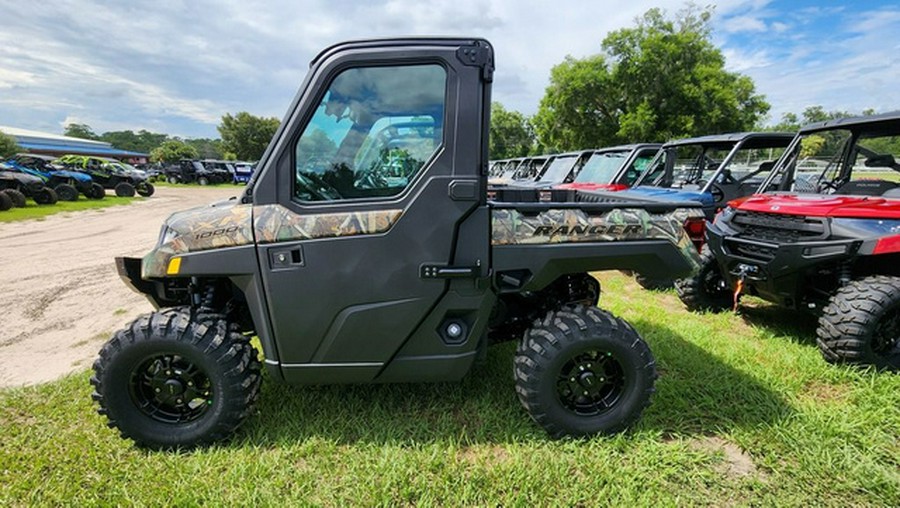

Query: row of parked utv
<box><xmin>489</xmin><ymin>112</ymin><xmax>900</xmax><ymax>371</ymax></box>
<box><xmin>0</xmin><ymin>153</ymin><xmax>157</xmax><ymax>211</ymax></box>
<box><xmin>147</xmin><ymin>159</ymin><xmax>255</xmax><ymax>186</ymax></box>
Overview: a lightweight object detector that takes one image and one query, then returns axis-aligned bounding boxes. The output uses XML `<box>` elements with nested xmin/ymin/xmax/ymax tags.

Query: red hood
<box><xmin>555</xmin><ymin>182</ymin><xmax>629</xmax><ymax>192</ymax></box>
<box><xmin>732</xmin><ymin>193</ymin><xmax>900</xmax><ymax>219</ymax></box>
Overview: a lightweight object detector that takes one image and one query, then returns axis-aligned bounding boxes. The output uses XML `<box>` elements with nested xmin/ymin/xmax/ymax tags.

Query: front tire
<box><xmin>675</xmin><ymin>245</ymin><xmax>732</xmax><ymax>312</ymax></box>
<box><xmin>91</xmin><ymin>309</ymin><xmax>262</xmax><ymax>449</ymax></box>
<box><xmin>0</xmin><ymin>191</ymin><xmax>11</xmax><ymax>211</ymax></box>
<box><xmin>817</xmin><ymin>276</ymin><xmax>900</xmax><ymax>371</ymax></box>
<box><xmin>514</xmin><ymin>305</ymin><xmax>656</xmax><ymax>438</ymax></box>
<box><xmin>198</xmin><ymin>176</ymin><xmax>210</xmax><ymax>186</ymax></box>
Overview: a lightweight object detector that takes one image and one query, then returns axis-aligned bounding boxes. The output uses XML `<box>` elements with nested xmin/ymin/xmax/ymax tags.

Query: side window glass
<box><xmin>293</xmin><ymin>64</ymin><xmax>447</xmax><ymax>202</ymax></box>
<box><xmin>624</xmin><ymin>150</ymin><xmax>656</xmax><ymax>185</ymax></box>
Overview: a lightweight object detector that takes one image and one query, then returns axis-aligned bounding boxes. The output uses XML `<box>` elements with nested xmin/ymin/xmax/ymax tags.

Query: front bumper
<box><xmin>706</xmin><ymin>221</ymin><xmax>860</xmax><ymax>308</ymax></box>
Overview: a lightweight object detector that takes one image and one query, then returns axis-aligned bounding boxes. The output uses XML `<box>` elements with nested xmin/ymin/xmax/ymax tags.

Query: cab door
<box><xmin>250</xmin><ymin>40</ymin><xmax>493</xmax><ymax>383</ymax></box>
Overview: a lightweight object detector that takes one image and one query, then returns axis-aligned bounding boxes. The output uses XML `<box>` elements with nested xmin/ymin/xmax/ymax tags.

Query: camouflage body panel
<box><xmin>253</xmin><ymin>204</ymin><xmax>402</xmax><ymax>244</ymax></box>
<box><xmin>143</xmin><ymin>203</ymin><xmax>255</xmax><ymax>278</ymax></box>
<box><xmin>492</xmin><ymin>207</ymin><xmax>703</xmax><ymax>270</ymax></box>
<box><xmin>142</xmin><ymin>202</ymin><xmax>403</xmax><ymax>278</ymax></box>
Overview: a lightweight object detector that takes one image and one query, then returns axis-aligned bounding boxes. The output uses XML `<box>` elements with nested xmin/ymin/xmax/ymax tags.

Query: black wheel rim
<box><xmin>873</xmin><ymin>305</ymin><xmax>900</xmax><ymax>358</ymax></box>
<box><xmin>556</xmin><ymin>350</ymin><xmax>625</xmax><ymax>416</ymax></box>
<box><xmin>129</xmin><ymin>354</ymin><xmax>213</xmax><ymax>424</ymax></box>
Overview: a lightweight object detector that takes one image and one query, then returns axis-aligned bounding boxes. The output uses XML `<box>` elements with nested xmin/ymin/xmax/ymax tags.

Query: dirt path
<box><xmin>0</xmin><ymin>186</ymin><xmax>241</xmax><ymax>388</ymax></box>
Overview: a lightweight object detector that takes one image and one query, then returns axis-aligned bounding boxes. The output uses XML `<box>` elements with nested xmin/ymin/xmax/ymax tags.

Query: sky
<box><xmin>0</xmin><ymin>0</ymin><xmax>898</xmax><ymax>139</ymax></box>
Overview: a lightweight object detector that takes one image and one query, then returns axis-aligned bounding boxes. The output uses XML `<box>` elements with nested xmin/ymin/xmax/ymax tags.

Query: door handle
<box><xmin>420</xmin><ymin>264</ymin><xmax>479</xmax><ymax>279</ymax></box>
<box><xmin>269</xmin><ymin>246</ymin><xmax>304</xmax><ymax>269</ymax></box>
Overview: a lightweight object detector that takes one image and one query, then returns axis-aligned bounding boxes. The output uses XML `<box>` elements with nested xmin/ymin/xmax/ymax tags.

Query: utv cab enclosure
<box><xmin>678</xmin><ymin>112</ymin><xmax>900</xmax><ymax>371</ymax></box>
<box><xmin>93</xmin><ymin>38</ymin><xmax>703</xmax><ymax>449</ymax></box>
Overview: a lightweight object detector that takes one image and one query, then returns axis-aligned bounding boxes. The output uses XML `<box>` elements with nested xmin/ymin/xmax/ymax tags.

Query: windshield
<box><xmin>538</xmin><ymin>155</ymin><xmax>578</xmax><ymax>182</ymax></box>
<box><xmin>574</xmin><ymin>151</ymin><xmax>628</xmax><ymax>184</ymax></box>
<box><xmin>761</xmin><ymin>127</ymin><xmax>900</xmax><ymax>194</ymax></box>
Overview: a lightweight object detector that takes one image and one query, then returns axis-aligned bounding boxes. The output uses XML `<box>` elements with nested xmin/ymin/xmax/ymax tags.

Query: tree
<box><xmin>489</xmin><ymin>102</ymin><xmax>536</xmax><ymax>158</ymax></box>
<box><xmin>534</xmin><ymin>6</ymin><xmax>769</xmax><ymax>151</ymax></box>
<box><xmin>218</xmin><ymin>112</ymin><xmax>280</xmax><ymax>161</ymax></box>
<box><xmin>0</xmin><ymin>130</ymin><xmax>21</xmax><ymax>158</ymax></box>
<box><xmin>184</xmin><ymin>138</ymin><xmax>224</xmax><ymax>159</ymax></box>
<box><xmin>100</xmin><ymin>130</ymin><xmax>168</xmax><ymax>154</ymax></box>
<box><xmin>63</xmin><ymin>123</ymin><xmax>99</xmax><ymax>140</ymax></box>
<box><xmin>150</xmin><ymin>140</ymin><xmax>199</xmax><ymax>163</ymax></box>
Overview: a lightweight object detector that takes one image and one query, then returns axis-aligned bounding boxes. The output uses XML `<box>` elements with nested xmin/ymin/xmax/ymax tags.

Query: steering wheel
<box><xmin>709</xmin><ymin>183</ymin><xmax>725</xmax><ymax>203</ymax></box>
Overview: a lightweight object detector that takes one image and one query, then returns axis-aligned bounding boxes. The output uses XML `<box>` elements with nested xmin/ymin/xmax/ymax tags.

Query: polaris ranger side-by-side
<box><xmin>677</xmin><ymin>112</ymin><xmax>900</xmax><ymax>371</ymax></box>
<box><xmin>92</xmin><ymin>38</ymin><xmax>704</xmax><ymax>449</ymax></box>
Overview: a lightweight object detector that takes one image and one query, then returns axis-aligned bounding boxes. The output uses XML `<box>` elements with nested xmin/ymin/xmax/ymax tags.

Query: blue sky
<box><xmin>0</xmin><ymin>0</ymin><xmax>898</xmax><ymax>139</ymax></box>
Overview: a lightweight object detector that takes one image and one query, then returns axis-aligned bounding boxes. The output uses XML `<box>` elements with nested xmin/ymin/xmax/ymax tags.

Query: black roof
<box><xmin>800</xmin><ymin>111</ymin><xmax>900</xmax><ymax>133</ymax></box>
<box><xmin>662</xmin><ymin>132</ymin><xmax>795</xmax><ymax>148</ymax></box>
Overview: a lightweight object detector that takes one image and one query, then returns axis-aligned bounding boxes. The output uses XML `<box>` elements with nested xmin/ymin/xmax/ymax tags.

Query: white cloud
<box><xmin>721</xmin><ymin>15</ymin><xmax>768</xmax><ymax>33</ymax></box>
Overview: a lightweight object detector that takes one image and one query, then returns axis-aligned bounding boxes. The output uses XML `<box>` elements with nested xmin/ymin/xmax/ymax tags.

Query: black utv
<box><xmin>0</xmin><ymin>161</ymin><xmax>58</xmax><ymax>206</ymax></box>
<box><xmin>165</xmin><ymin>160</ymin><xmax>226</xmax><ymax>185</ymax></box>
<box><xmin>92</xmin><ymin>38</ymin><xmax>704</xmax><ymax>449</ymax></box>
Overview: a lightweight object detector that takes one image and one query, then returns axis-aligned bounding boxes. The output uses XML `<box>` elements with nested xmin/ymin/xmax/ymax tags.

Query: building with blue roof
<box><xmin>0</xmin><ymin>125</ymin><xmax>149</xmax><ymax>163</ymax></box>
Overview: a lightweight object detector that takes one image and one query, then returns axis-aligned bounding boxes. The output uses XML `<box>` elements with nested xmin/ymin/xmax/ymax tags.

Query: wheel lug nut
<box><xmin>176</xmin><ymin>399</ymin><xmax>182</xmax><ymax>404</ymax></box>
<box><xmin>570</xmin><ymin>377</ymin><xmax>576</xmax><ymax>382</ymax></box>
<box><xmin>579</xmin><ymin>366</ymin><xmax>584</xmax><ymax>371</ymax></box>
<box><xmin>166</xmin><ymin>371</ymin><xmax>172</xmax><ymax>375</ymax></box>
<box><xmin>583</xmin><ymin>391</ymin><xmax>589</xmax><ymax>396</ymax></box>
<box><xmin>155</xmin><ymin>388</ymin><xmax>160</xmax><ymax>393</ymax></box>
<box><xmin>187</xmin><ymin>382</ymin><xmax>193</xmax><ymax>386</ymax></box>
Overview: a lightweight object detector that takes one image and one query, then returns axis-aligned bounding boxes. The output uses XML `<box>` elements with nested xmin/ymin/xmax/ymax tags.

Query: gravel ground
<box><xmin>0</xmin><ymin>185</ymin><xmax>241</xmax><ymax>387</ymax></box>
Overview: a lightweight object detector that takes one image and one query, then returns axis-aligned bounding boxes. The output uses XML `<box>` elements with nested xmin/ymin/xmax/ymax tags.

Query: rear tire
<box><xmin>137</xmin><ymin>182</ymin><xmax>155</xmax><ymax>197</ymax></box>
<box><xmin>0</xmin><ymin>191</ymin><xmax>11</xmax><ymax>211</ymax></box>
<box><xmin>514</xmin><ymin>304</ymin><xmax>656</xmax><ymax>438</ymax></box>
<box><xmin>33</xmin><ymin>187</ymin><xmax>58</xmax><ymax>205</ymax></box>
<box><xmin>91</xmin><ymin>309</ymin><xmax>262</xmax><ymax>449</ymax></box>
<box><xmin>817</xmin><ymin>276</ymin><xmax>900</xmax><ymax>371</ymax></box>
<box><xmin>4</xmin><ymin>189</ymin><xmax>26</xmax><ymax>207</ymax></box>
<box><xmin>115</xmin><ymin>182</ymin><xmax>136</xmax><ymax>197</ymax></box>
<box><xmin>54</xmin><ymin>183</ymin><xmax>79</xmax><ymax>201</ymax></box>
<box><xmin>675</xmin><ymin>245</ymin><xmax>731</xmax><ymax>312</ymax></box>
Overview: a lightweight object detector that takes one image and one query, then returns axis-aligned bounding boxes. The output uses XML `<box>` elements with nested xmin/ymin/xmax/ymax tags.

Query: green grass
<box><xmin>1</xmin><ymin>273</ymin><xmax>897</xmax><ymax>505</ymax></box>
<box><xmin>0</xmin><ymin>196</ymin><xmax>139</xmax><ymax>222</ymax></box>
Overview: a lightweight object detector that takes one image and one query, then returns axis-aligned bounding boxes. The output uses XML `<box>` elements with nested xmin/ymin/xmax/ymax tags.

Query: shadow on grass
<box><xmin>633</xmin><ymin>319</ymin><xmax>793</xmax><ymax>435</ymax></box>
<box><xmin>239</xmin><ymin>321</ymin><xmax>792</xmax><ymax>446</ymax></box>
<box><xmin>736</xmin><ymin>299</ymin><xmax>820</xmax><ymax>346</ymax></box>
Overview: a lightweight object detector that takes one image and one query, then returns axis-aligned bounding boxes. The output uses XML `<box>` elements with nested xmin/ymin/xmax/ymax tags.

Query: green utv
<box><xmin>92</xmin><ymin>38</ymin><xmax>703</xmax><ymax>449</ymax></box>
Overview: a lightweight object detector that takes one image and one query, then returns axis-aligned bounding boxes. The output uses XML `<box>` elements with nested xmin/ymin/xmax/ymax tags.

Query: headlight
<box><xmin>157</xmin><ymin>225</ymin><xmax>179</xmax><ymax>246</ymax></box>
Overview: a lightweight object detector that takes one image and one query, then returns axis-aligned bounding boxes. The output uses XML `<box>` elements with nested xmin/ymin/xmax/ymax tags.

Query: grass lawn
<box><xmin>1</xmin><ymin>273</ymin><xmax>897</xmax><ymax>505</ymax></box>
<box><xmin>0</xmin><ymin>196</ymin><xmax>139</xmax><ymax>223</ymax></box>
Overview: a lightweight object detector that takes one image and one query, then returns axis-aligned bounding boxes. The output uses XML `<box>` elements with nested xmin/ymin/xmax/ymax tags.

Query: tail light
<box><xmin>873</xmin><ymin>234</ymin><xmax>900</xmax><ymax>255</ymax></box>
<box><xmin>683</xmin><ymin>216</ymin><xmax>706</xmax><ymax>250</ymax></box>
